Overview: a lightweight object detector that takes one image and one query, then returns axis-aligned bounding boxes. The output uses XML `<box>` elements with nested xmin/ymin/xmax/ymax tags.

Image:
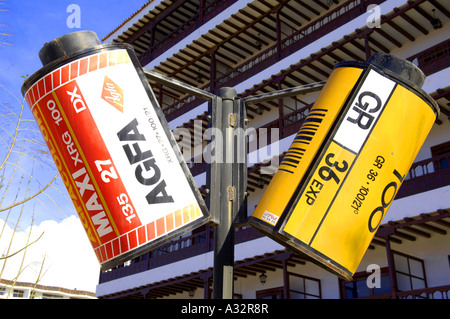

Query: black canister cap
<box><xmin>38</xmin><ymin>30</ymin><xmax>101</xmax><ymax>67</ymax></box>
<box><xmin>368</xmin><ymin>53</ymin><xmax>425</xmax><ymax>88</ymax></box>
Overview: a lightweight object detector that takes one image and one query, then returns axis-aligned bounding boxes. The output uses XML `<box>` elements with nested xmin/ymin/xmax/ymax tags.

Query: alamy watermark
<box><xmin>366</xmin><ymin>4</ymin><xmax>381</xmax><ymax>29</ymax></box>
<box><xmin>66</xmin><ymin>4</ymin><xmax>81</xmax><ymax>29</ymax></box>
<box><xmin>366</xmin><ymin>264</ymin><xmax>381</xmax><ymax>289</ymax></box>
<box><xmin>173</xmin><ymin>123</ymin><xmax>280</xmax><ymax>175</ymax></box>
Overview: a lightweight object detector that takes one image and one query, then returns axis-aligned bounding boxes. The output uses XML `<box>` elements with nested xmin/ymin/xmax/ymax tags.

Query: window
<box><xmin>256</xmin><ymin>273</ymin><xmax>322</xmax><ymax>299</ymax></box>
<box><xmin>431</xmin><ymin>141</ymin><xmax>450</xmax><ymax>170</ymax></box>
<box><xmin>340</xmin><ymin>251</ymin><xmax>428</xmax><ymax>299</ymax></box>
<box><xmin>340</xmin><ymin>267</ymin><xmax>392</xmax><ymax>299</ymax></box>
<box><xmin>256</xmin><ymin>287</ymin><xmax>284</xmax><ymax>299</ymax></box>
<box><xmin>12</xmin><ymin>289</ymin><xmax>24</xmax><ymax>298</ymax></box>
<box><xmin>288</xmin><ymin>273</ymin><xmax>321</xmax><ymax>299</ymax></box>
<box><xmin>394</xmin><ymin>251</ymin><xmax>427</xmax><ymax>292</ymax></box>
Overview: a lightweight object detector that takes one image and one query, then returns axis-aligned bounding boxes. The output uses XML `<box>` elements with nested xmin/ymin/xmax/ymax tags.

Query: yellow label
<box><xmin>250</xmin><ymin>66</ymin><xmax>363</xmax><ymax>227</ymax></box>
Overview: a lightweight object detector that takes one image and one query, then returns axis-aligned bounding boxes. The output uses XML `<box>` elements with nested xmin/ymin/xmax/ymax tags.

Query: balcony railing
<box><xmin>214</xmin><ymin>0</ymin><xmax>374</xmax><ymax>88</ymax></box>
<box><xmin>139</xmin><ymin>0</ymin><xmax>238</xmax><ymax>66</ymax></box>
<box><xmin>99</xmin><ymin>226</ymin><xmax>262</xmax><ymax>283</ymax></box>
<box><xmin>363</xmin><ymin>285</ymin><xmax>450</xmax><ymax>299</ymax></box>
<box><xmin>396</xmin><ymin>152</ymin><xmax>450</xmax><ymax>199</ymax></box>
<box><xmin>396</xmin><ymin>285</ymin><xmax>450</xmax><ymax>299</ymax></box>
<box><xmin>408</xmin><ymin>38</ymin><xmax>450</xmax><ymax>76</ymax></box>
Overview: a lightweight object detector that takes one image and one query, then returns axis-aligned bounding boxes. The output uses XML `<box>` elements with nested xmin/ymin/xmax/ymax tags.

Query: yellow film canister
<box><xmin>249</xmin><ymin>53</ymin><xmax>439</xmax><ymax>280</ymax></box>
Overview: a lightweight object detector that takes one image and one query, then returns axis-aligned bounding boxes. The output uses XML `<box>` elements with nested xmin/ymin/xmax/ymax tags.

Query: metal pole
<box><xmin>212</xmin><ymin>87</ymin><xmax>237</xmax><ymax>299</ymax></box>
<box><xmin>242</xmin><ymin>81</ymin><xmax>325</xmax><ymax>104</ymax></box>
<box><xmin>143</xmin><ymin>68</ymin><xmax>215</xmax><ymax>101</ymax></box>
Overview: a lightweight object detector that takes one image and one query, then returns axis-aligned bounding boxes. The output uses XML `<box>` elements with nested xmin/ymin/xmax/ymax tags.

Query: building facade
<box><xmin>96</xmin><ymin>0</ymin><xmax>450</xmax><ymax>299</ymax></box>
<box><xmin>0</xmin><ymin>279</ymin><xmax>96</xmax><ymax>299</ymax></box>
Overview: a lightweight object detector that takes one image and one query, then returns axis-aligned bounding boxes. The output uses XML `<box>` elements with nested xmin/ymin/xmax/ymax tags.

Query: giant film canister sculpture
<box><xmin>21</xmin><ymin>31</ymin><xmax>209</xmax><ymax>270</ymax></box>
<box><xmin>249</xmin><ymin>53</ymin><xmax>439</xmax><ymax>280</ymax></box>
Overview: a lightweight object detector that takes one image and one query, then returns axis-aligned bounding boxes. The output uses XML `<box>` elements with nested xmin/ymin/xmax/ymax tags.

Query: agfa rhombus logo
<box><xmin>101</xmin><ymin>75</ymin><xmax>124</xmax><ymax>112</ymax></box>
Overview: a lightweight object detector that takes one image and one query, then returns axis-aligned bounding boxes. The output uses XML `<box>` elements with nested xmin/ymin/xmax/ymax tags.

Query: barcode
<box><xmin>279</xmin><ymin>109</ymin><xmax>327</xmax><ymax>174</ymax></box>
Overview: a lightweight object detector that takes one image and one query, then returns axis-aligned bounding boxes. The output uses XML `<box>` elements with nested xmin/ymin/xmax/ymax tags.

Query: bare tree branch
<box><xmin>0</xmin><ymin>173</ymin><xmax>58</xmax><ymax>213</ymax></box>
<box><xmin>0</xmin><ymin>232</ymin><xmax>44</xmax><ymax>260</ymax></box>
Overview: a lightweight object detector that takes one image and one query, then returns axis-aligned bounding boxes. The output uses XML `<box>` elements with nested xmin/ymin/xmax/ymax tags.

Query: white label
<box><xmin>262</xmin><ymin>210</ymin><xmax>279</xmax><ymax>225</ymax></box>
<box><xmin>333</xmin><ymin>69</ymin><xmax>396</xmax><ymax>154</ymax></box>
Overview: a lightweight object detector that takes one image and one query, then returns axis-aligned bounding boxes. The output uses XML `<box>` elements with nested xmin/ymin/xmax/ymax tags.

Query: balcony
<box><xmin>408</xmin><ymin>38</ymin><xmax>450</xmax><ymax>76</ymax></box>
<box><xmin>397</xmin><ymin>152</ymin><xmax>450</xmax><ymax>199</ymax></box>
<box><xmin>115</xmin><ymin>0</ymin><xmax>239</xmax><ymax>65</ymax></box>
<box><xmin>99</xmin><ymin>226</ymin><xmax>263</xmax><ymax>283</ymax></box>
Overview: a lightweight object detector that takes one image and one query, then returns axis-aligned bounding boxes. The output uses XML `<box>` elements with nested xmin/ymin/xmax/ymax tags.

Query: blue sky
<box><xmin>0</xmin><ymin>0</ymin><xmax>149</xmax><ymax>293</ymax></box>
<box><xmin>1</xmin><ymin>0</ymin><xmax>148</xmax><ymax>100</ymax></box>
